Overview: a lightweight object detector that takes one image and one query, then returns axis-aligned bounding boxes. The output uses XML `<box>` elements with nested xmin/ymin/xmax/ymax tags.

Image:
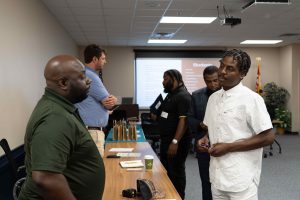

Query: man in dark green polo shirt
<box><xmin>19</xmin><ymin>55</ymin><xmax>105</xmax><ymax>200</ymax></box>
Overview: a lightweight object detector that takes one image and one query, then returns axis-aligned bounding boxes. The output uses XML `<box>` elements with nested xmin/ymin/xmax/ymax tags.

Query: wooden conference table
<box><xmin>102</xmin><ymin>142</ymin><xmax>182</xmax><ymax>200</ymax></box>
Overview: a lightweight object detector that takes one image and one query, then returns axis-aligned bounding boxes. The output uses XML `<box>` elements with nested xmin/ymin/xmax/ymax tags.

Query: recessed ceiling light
<box><xmin>240</xmin><ymin>40</ymin><xmax>282</xmax><ymax>44</ymax></box>
<box><xmin>148</xmin><ymin>39</ymin><xmax>187</xmax><ymax>44</ymax></box>
<box><xmin>160</xmin><ymin>17</ymin><xmax>216</xmax><ymax>24</ymax></box>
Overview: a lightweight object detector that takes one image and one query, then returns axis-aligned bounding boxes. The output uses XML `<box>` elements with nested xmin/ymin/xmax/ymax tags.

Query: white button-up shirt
<box><xmin>204</xmin><ymin>82</ymin><xmax>272</xmax><ymax>192</ymax></box>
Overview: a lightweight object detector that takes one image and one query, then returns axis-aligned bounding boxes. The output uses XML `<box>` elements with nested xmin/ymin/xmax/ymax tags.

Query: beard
<box><xmin>68</xmin><ymin>81</ymin><xmax>89</xmax><ymax>104</ymax></box>
<box><xmin>163</xmin><ymin>80</ymin><xmax>173</xmax><ymax>93</ymax></box>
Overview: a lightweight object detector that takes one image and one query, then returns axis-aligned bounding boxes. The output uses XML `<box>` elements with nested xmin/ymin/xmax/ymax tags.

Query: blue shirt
<box><xmin>76</xmin><ymin>67</ymin><xmax>109</xmax><ymax>127</ymax></box>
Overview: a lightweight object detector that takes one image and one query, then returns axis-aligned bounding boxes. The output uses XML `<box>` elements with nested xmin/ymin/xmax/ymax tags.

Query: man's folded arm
<box><xmin>101</xmin><ymin>95</ymin><xmax>117</xmax><ymax>109</ymax></box>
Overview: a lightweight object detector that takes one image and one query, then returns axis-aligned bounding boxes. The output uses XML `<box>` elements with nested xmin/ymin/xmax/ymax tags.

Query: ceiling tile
<box><xmin>105</xmin><ymin>16</ymin><xmax>131</xmax><ymax>25</ymax></box>
<box><xmin>134</xmin><ymin>16</ymin><xmax>161</xmax><ymax>22</ymax></box>
<box><xmin>41</xmin><ymin>0</ymin><xmax>300</xmax><ymax>46</ymax></box>
<box><xmin>102</xmin><ymin>0</ymin><xmax>136</xmax><ymax>9</ymax></box>
<box><xmin>103</xmin><ymin>9</ymin><xmax>133</xmax><ymax>16</ymax></box>
<box><xmin>137</xmin><ymin>0</ymin><xmax>171</xmax><ymax>10</ymax></box>
<box><xmin>76</xmin><ymin>15</ymin><xmax>105</xmax><ymax>23</ymax></box>
<box><xmin>47</xmin><ymin>7</ymin><xmax>73</xmax><ymax>16</ymax></box>
<box><xmin>66</xmin><ymin>0</ymin><xmax>102</xmax><ymax>8</ymax></box>
<box><xmin>108</xmin><ymin>40</ymin><xmax>129</xmax><ymax>45</ymax></box>
<box><xmin>71</xmin><ymin>8</ymin><xmax>103</xmax><ymax>15</ymax></box>
<box><xmin>42</xmin><ymin>0</ymin><xmax>68</xmax><ymax>7</ymax></box>
<box><xmin>135</xmin><ymin>9</ymin><xmax>166</xmax><ymax>17</ymax></box>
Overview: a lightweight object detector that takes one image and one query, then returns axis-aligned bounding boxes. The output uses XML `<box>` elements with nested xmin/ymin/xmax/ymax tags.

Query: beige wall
<box><xmin>79</xmin><ymin>46</ymin><xmax>299</xmax><ymax>132</ymax></box>
<box><xmin>104</xmin><ymin>47</ymin><xmax>135</xmax><ymax>99</ymax></box>
<box><xmin>0</xmin><ymin>0</ymin><xmax>78</xmax><ymax>153</ymax></box>
<box><xmin>80</xmin><ymin>46</ymin><xmax>282</xmax><ymax>95</ymax></box>
<box><xmin>238</xmin><ymin>47</ymin><xmax>281</xmax><ymax>89</ymax></box>
<box><xmin>1</xmin><ymin>1</ymin><xmax>298</xmax><ymax>157</ymax></box>
<box><xmin>291</xmin><ymin>44</ymin><xmax>300</xmax><ymax>132</ymax></box>
<box><xmin>79</xmin><ymin>46</ymin><xmax>135</xmax><ymax>102</ymax></box>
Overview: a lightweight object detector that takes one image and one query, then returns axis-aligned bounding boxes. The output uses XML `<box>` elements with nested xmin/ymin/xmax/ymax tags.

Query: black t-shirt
<box><xmin>158</xmin><ymin>85</ymin><xmax>191</xmax><ymax>139</ymax></box>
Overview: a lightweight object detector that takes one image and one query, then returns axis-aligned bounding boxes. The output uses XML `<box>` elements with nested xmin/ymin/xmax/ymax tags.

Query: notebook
<box><xmin>120</xmin><ymin>160</ymin><xmax>144</xmax><ymax>168</ymax></box>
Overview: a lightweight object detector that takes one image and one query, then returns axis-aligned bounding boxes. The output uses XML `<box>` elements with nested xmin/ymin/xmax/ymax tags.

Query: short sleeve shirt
<box><xmin>158</xmin><ymin>85</ymin><xmax>191</xmax><ymax>139</ymax></box>
<box><xmin>203</xmin><ymin>82</ymin><xmax>272</xmax><ymax>192</ymax></box>
<box><xmin>76</xmin><ymin>67</ymin><xmax>109</xmax><ymax>127</ymax></box>
<box><xmin>19</xmin><ymin>89</ymin><xmax>105</xmax><ymax>200</ymax></box>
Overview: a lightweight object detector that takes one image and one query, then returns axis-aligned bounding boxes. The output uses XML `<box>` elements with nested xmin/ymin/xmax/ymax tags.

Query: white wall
<box><xmin>0</xmin><ymin>0</ymin><xmax>78</xmax><ymax>153</ymax></box>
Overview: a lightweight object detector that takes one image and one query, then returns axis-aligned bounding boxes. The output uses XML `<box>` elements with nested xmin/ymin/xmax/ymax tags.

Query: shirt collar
<box><xmin>44</xmin><ymin>88</ymin><xmax>77</xmax><ymax>114</ymax></box>
<box><xmin>170</xmin><ymin>84</ymin><xmax>185</xmax><ymax>95</ymax></box>
<box><xmin>220</xmin><ymin>82</ymin><xmax>243</xmax><ymax>97</ymax></box>
<box><xmin>85</xmin><ymin>66</ymin><xmax>98</xmax><ymax>74</ymax></box>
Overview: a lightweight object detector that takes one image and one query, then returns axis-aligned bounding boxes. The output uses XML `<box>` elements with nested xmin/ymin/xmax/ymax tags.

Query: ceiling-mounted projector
<box><xmin>220</xmin><ymin>17</ymin><xmax>241</xmax><ymax>26</ymax></box>
<box><xmin>242</xmin><ymin>0</ymin><xmax>291</xmax><ymax>10</ymax></box>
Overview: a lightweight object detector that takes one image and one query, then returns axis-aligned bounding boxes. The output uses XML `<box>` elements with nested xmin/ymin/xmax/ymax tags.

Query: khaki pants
<box><xmin>88</xmin><ymin>129</ymin><xmax>105</xmax><ymax>157</ymax></box>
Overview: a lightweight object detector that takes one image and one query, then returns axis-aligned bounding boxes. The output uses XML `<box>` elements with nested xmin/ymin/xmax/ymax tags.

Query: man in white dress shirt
<box><xmin>198</xmin><ymin>49</ymin><xmax>275</xmax><ymax>200</ymax></box>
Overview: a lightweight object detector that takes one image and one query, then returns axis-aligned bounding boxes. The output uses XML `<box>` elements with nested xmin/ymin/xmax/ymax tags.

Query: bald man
<box><xmin>19</xmin><ymin>55</ymin><xmax>105</xmax><ymax>200</ymax></box>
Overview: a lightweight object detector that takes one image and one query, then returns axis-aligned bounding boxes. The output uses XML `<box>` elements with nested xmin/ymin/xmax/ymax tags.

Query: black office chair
<box><xmin>0</xmin><ymin>139</ymin><xmax>26</xmax><ymax>200</ymax></box>
<box><xmin>141</xmin><ymin>113</ymin><xmax>160</xmax><ymax>154</ymax></box>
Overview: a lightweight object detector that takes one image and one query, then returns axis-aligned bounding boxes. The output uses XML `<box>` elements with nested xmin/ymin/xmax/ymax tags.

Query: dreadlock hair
<box><xmin>203</xmin><ymin>65</ymin><xmax>218</xmax><ymax>77</ymax></box>
<box><xmin>222</xmin><ymin>49</ymin><xmax>251</xmax><ymax>76</ymax></box>
<box><xmin>164</xmin><ymin>69</ymin><xmax>184</xmax><ymax>85</ymax></box>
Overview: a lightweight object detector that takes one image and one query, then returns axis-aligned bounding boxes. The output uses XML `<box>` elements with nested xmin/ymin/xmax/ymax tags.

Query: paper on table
<box><xmin>117</xmin><ymin>153</ymin><xmax>141</xmax><ymax>157</ymax></box>
<box><xmin>120</xmin><ymin>160</ymin><xmax>144</xmax><ymax>168</ymax></box>
<box><xmin>126</xmin><ymin>168</ymin><xmax>143</xmax><ymax>171</ymax></box>
<box><xmin>109</xmin><ymin>148</ymin><xmax>134</xmax><ymax>152</ymax></box>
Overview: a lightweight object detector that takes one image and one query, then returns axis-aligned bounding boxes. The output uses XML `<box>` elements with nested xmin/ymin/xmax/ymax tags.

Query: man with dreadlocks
<box><xmin>198</xmin><ymin>49</ymin><xmax>274</xmax><ymax>200</ymax></box>
<box><xmin>151</xmin><ymin>69</ymin><xmax>191</xmax><ymax>199</ymax></box>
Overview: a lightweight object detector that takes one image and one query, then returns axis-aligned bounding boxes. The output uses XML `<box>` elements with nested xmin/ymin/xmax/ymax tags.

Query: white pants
<box><xmin>212</xmin><ymin>181</ymin><xmax>258</xmax><ymax>200</ymax></box>
<box><xmin>89</xmin><ymin>129</ymin><xmax>105</xmax><ymax>157</ymax></box>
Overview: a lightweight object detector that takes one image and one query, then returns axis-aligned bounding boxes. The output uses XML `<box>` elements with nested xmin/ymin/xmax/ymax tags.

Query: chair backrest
<box><xmin>0</xmin><ymin>139</ymin><xmax>26</xmax><ymax>200</ymax></box>
<box><xmin>0</xmin><ymin>139</ymin><xmax>18</xmax><ymax>182</ymax></box>
<box><xmin>110</xmin><ymin>110</ymin><xmax>127</xmax><ymax>121</ymax></box>
<box><xmin>121</xmin><ymin>97</ymin><xmax>133</xmax><ymax>104</ymax></box>
<box><xmin>118</xmin><ymin>104</ymin><xmax>139</xmax><ymax>119</ymax></box>
<box><xmin>140</xmin><ymin>113</ymin><xmax>160</xmax><ymax>138</ymax></box>
<box><xmin>141</xmin><ymin>112</ymin><xmax>151</xmax><ymax>121</ymax></box>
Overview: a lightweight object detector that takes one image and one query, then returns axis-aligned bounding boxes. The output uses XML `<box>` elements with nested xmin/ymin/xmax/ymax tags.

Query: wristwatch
<box><xmin>172</xmin><ymin>139</ymin><xmax>178</xmax><ymax>144</ymax></box>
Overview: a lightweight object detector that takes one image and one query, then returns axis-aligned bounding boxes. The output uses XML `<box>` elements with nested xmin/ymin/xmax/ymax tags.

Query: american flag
<box><xmin>255</xmin><ymin>59</ymin><xmax>262</xmax><ymax>95</ymax></box>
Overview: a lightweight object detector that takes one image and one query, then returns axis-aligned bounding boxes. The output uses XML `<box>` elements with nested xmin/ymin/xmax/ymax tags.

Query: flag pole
<box><xmin>255</xmin><ymin>57</ymin><xmax>262</xmax><ymax>95</ymax></box>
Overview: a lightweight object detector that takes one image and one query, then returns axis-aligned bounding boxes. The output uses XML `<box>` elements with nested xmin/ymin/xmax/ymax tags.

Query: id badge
<box><xmin>155</xmin><ymin>101</ymin><xmax>161</xmax><ymax>109</ymax></box>
<box><xmin>161</xmin><ymin>111</ymin><xmax>168</xmax><ymax>119</ymax></box>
